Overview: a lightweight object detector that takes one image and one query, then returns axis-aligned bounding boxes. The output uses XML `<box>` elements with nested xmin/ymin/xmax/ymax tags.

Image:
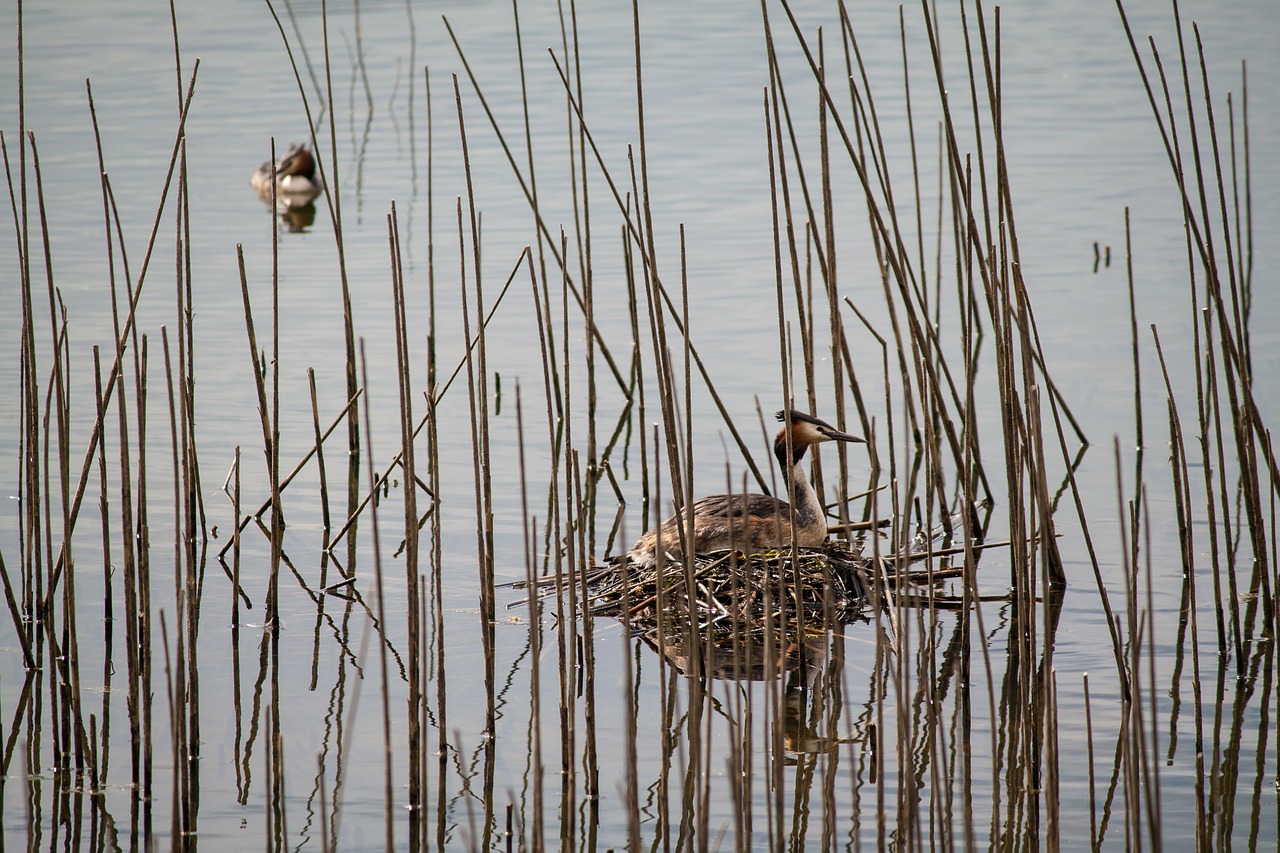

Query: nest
<box><xmin>587</xmin><ymin>543</ymin><xmax>874</xmax><ymax>641</ymax></box>
<box><xmin>508</xmin><ymin>519</ymin><xmax>987</xmax><ymax>679</ymax></box>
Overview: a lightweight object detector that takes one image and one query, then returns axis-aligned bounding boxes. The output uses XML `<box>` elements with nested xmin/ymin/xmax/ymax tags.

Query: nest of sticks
<box><xmin>587</xmin><ymin>543</ymin><xmax>875</xmax><ymax>644</ymax></box>
<box><xmin>508</xmin><ymin>514</ymin><xmax>988</xmax><ymax>679</ymax></box>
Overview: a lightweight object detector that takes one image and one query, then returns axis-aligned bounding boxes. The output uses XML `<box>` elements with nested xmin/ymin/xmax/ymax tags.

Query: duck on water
<box><xmin>625</xmin><ymin>410</ymin><xmax>864</xmax><ymax>568</ymax></box>
<box><xmin>251</xmin><ymin>144</ymin><xmax>322</xmax><ymax>198</ymax></box>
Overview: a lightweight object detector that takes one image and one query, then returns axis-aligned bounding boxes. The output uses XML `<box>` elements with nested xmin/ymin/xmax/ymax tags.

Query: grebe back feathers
<box><xmin>625</xmin><ymin>409</ymin><xmax>864</xmax><ymax>567</ymax></box>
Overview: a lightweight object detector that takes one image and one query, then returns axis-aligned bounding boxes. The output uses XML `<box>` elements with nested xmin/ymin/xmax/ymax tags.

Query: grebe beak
<box><xmin>819</xmin><ymin>426</ymin><xmax>865</xmax><ymax>444</ymax></box>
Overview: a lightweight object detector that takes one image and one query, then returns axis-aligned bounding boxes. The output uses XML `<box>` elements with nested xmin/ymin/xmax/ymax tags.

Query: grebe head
<box><xmin>276</xmin><ymin>144</ymin><xmax>315</xmax><ymax>179</ymax></box>
<box><xmin>773</xmin><ymin>410</ymin><xmax>864</xmax><ymax>467</ymax></box>
<box><xmin>251</xmin><ymin>144</ymin><xmax>322</xmax><ymax>198</ymax></box>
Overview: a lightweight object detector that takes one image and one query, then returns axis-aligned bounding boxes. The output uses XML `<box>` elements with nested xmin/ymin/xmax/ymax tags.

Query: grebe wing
<box><xmin>684</xmin><ymin>492</ymin><xmax>787</xmax><ymax>520</ymax></box>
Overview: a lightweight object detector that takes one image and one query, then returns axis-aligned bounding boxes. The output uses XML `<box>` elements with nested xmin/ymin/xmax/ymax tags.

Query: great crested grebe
<box><xmin>251</xmin><ymin>144</ymin><xmax>322</xmax><ymax>197</ymax></box>
<box><xmin>626</xmin><ymin>410</ymin><xmax>864</xmax><ymax>567</ymax></box>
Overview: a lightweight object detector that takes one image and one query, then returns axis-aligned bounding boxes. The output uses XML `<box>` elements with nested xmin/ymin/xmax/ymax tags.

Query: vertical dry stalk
<box><xmin>452</xmin><ymin>72</ymin><xmax>499</xmax><ymax>848</ymax></box>
<box><xmin>357</xmin><ymin>340</ymin><xmax>397</xmax><ymax>851</ymax></box>
<box><xmin>514</xmin><ymin>387</ymin><xmax>546</xmax><ymax>849</ymax></box>
<box><xmin>387</xmin><ymin>200</ymin><xmax>424</xmax><ymax>850</ymax></box>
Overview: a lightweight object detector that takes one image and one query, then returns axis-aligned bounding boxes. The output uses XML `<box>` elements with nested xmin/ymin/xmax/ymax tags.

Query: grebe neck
<box><xmin>783</xmin><ymin>458</ymin><xmax>823</xmax><ymax>526</ymax></box>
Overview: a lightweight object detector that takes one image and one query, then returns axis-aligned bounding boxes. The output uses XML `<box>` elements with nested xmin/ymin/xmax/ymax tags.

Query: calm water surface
<box><xmin>1</xmin><ymin>0</ymin><xmax>1277</xmax><ymax>849</ymax></box>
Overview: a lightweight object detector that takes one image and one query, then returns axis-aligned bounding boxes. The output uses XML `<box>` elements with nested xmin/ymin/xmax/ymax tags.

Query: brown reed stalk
<box><xmin>11</xmin><ymin>0</ymin><xmax>33</xmax><ymax>638</ymax></box>
<box><xmin>675</xmin><ymin>228</ymin><xmax>700</xmax><ymax>679</ymax></box>
<box><xmin>622</xmin><ymin>141</ymin><xmax>693</xmax><ymax>575</ymax></box>
<box><xmin>0</xmin><ymin>541</ymin><xmax>34</xmax><ymax>673</ymax></box>
<box><xmin>559</xmin><ymin>231</ymin><xmax>582</xmax><ymax>848</ymax></box>
<box><xmin>650</xmin><ymin>425</ymin><xmax>673</xmax><ymax>846</ymax></box>
<box><xmin>543</xmin><ymin>52</ymin><xmax>774</xmax><ymax>495</ymax></box>
<box><xmin>1111</xmin><ymin>437</ymin><xmax>1144</xmax><ymax>847</ymax></box>
<box><xmin>1119</xmin><ymin>1</ymin><xmax>1280</xmax><ymax>492</ymax></box>
<box><xmin>565</xmin><ymin>445</ymin><xmax>586</xmax><ymax>835</ymax></box>
<box><xmin>426</xmin><ymin>349</ymin><xmax>448</xmax><ymax>853</ymax></box>
<box><xmin>89</xmin><ymin>348</ymin><xmax>112</xmax><ymax>788</ymax></box>
<box><xmin>525</xmin><ymin>247</ymin><xmax>565</xmax><ymax>848</ymax></box>
<box><xmin>345</xmin><ymin>340</ymin><xmax>395</xmax><ymax>850</ymax></box>
<box><xmin>423</xmin><ymin>66</ymin><xmax>437</xmax><ymax>391</ymax></box>
<box><xmin>92</xmin><ymin>161</ymin><xmax>149</xmax><ymax>805</ymax></box>
<box><xmin>263</xmin><ymin>0</ymin><xmax>360</xmax><ymax>486</ymax></box>
<box><xmin>443</xmin><ymin>20</ymin><xmax>625</xmax><ymax>397</ymax></box>
<box><xmin>160</xmin><ymin>327</ymin><xmax>191</xmax><ymax>834</ymax></box>
<box><xmin>510</xmin><ymin>0</ymin><xmax>553</xmax><ymax>373</ymax></box>
<box><xmin>227</xmin><ymin>447</ymin><xmax>242</xmax><ymax>645</ymax></box>
<box><xmin>513</xmin><ymin>387</ymin><xmax>546</xmax><ymax>850</ymax></box>
<box><xmin>235</xmin><ymin>248</ymin><xmax>273</xmax><ymax>478</ymax></box>
<box><xmin>573</xmin><ymin>80</ymin><xmax>603</xmax><ymax>820</ymax></box>
<box><xmin>160</xmin><ymin>612</ymin><xmax>181</xmax><ymax>849</ymax></box>
<box><xmin>33</xmin><ymin>65</ymin><xmax>199</xmax><ymax>628</ymax></box>
<box><xmin>1152</xmin><ymin>324</ymin><xmax>1210</xmax><ymax>844</ymax></box>
<box><xmin>453</xmin><ymin>73</ymin><xmax>500</xmax><ymax>849</ymax></box>
<box><xmin>211</xmin><ymin>389</ymin><xmax>360</xmax><ymax>559</ymax></box>
<box><xmin>387</xmin><ymin>202</ymin><xmax>424</xmax><ymax>850</ymax></box>
<box><xmin>174</xmin><ymin>128</ymin><xmax>204</xmax><ymax>832</ymax></box>
<box><xmin>322</xmin><ymin>252</ymin><xmax>522</xmax><ymax>554</ymax></box>
<box><xmin>306</xmin><ymin>370</ymin><xmax>333</xmax><ymax>544</ymax></box>
<box><xmin>558</xmin><ymin>0</ymin><xmax>592</xmax><ymax>337</ymax></box>
<box><xmin>27</xmin><ymin>144</ymin><xmax>75</xmax><ymax>684</ymax></box>
<box><xmin>137</xmin><ymin>333</ymin><xmax>155</xmax><ymax>836</ymax></box>
<box><xmin>619</xmin><ymin>602</ymin><xmax>642</xmax><ymax>853</ymax></box>
<box><xmin>1140</xmin><ymin>494</ymin><xmax>1164</xmax><ymax>845</ymax></box>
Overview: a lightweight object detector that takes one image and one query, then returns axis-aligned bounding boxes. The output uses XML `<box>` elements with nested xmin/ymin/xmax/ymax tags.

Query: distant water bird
<box><xmin>626</xmin><ymin>410</ymin><xmax>864</xmax><ymax>567</ymax></box>
<box><xmin>251</xmin><ymin>144</ymin><xmax>322</xmax><ymax>198</ymax></box>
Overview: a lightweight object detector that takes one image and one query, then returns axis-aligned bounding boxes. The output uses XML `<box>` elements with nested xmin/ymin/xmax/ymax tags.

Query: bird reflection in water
<box><xmin>639</xmin><ymin>628</ymin><xmax>866</xmax><ymax>773</ymax></box>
